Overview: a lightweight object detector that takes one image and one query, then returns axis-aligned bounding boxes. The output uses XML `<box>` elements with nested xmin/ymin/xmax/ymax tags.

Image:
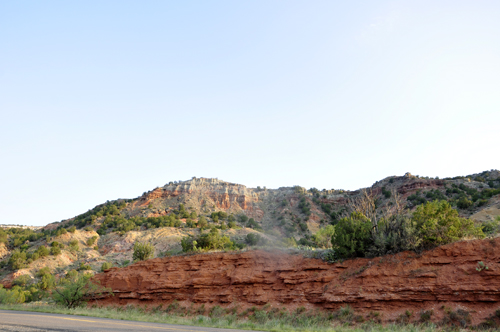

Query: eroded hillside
<box><xmin>1</xmin><ymin>170</ymin><xmax>500</xmax><ymax>289</ymax></box>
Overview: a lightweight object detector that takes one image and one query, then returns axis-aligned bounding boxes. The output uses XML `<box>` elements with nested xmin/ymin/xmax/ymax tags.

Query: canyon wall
<box><xmin>94</xmin><ymin>237</ymin><xmax>500</xmax><ymax>324</ymax></box>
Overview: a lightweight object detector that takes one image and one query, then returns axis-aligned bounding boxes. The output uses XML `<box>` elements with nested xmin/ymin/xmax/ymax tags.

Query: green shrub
<box><xmin>245</xmin><ymin>233</ymin><xmax>261</xmax><ymax>246</ymax></box>
<box><xmin>13</xmin><ymin>274</ymin><xmax>32</xmax><ymax>287</ymax></box>
<box><xmin>36</xmin><ymin>267</ymin><xmax>55</xmax><ymax>290</ymax></box>
<box><xmin>412</xmin><ymin>200</ymin><xmax>484</xmax><ymax>248</ymax></box>
<box><xmin>35</xmin><ymin>245</ymin><xmax>49</xmax><ymax>257</ymax></box>
<box><xmin>101</xmin><ymin>262</ymin><xmax>113</xmax><ymax>271</ymax></box>
<box><xmin>457</xmin><ymin>197</ymin><xmax>473</xmax><ymax>209</ymax></box>
<box><xmin>8</xmin><ymin>250</ymin><xmax>28</xmax><ymax>270</ymax></box>
<box><xmin>132</xmin><ymin>242</ymin><xmax>154</xmax><ymax>261</ymax></box>
<box><xmin>69</xmin><ymin>239</ymin><xmax>79</xmax><ymax>251</ymax></box>
<box><xmin>0</xmin><ymin>285</ymin><xmax>26</xmax><ymax>304</ymax></box>
<box><xmin>50</xmin><ymin>246</ymin><xmax>61</xmax><ymax>256</ymax></box>
<box><xmin>369</xmin><ymin>216</ymin><xmax>421</xmax><ymax>257</ymax></box>
<box><xmin>381</xmin><ymin>186</ymin><xmax>391</xmax><ymax>199</ymax></box>
<box><xmin>68</xmin><ymin>226</ymin><xmax>76</xmax><ymax>233</ymax></box>
<box><xmin>181</xmin><ymin>228</ymin><xmax>234</xmax><ymax>252</ymax></box>
<box><xmin>77</xmin><ymin>262</ymin><xmax>92</xmax><ymax>271</ymax></box>
<box><xmin>52</xmin><ymin>272</ymin><xmax>111</xmax><ymax>308</ymax></box>
<box><xmin>312</xmin><ymin>225</ymin><xmax>335</xmax><ymax>248</ymax></box>
<box><xmin>481</xmin><ymin>219</ymin><xmax>500</xmax><ymax>235</ymax></box>
<box><xmin>86</xmin><ymin>236</ymin><xmax>98</xmax><ymax>246</ymax></box>
<box><xmin>247</xmin><ymin>218</ymin><xmax>260</xmax><ymax>229</ymax></box>
<box><xmin>0</xmin><ymin>229</ymin><xmax>8</xmax><ymax>244</ymax></box>
<box><xmin>332</xmin><ymin>212</ymin><xmax>373</xmax><ymax>258</ymax></box>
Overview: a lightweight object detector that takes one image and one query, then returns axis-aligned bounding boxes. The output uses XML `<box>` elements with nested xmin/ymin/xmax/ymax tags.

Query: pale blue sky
<box><xmin>1</xmin><ymin>1</ymin><xmax>499</xmax><ymax>226</ymax></box>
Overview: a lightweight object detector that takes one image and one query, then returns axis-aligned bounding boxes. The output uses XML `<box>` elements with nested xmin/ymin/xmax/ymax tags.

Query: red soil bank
<box><xmin>94</xmin><ymin>238</ymin><xmax>500</xmax><ymax>324</ymax></box>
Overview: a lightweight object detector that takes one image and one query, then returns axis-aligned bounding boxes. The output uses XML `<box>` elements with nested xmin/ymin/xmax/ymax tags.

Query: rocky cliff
<box><xmin>94</xmin><ymin>237</ymin><xmax>500</xmax><ymax>324</ymax></box>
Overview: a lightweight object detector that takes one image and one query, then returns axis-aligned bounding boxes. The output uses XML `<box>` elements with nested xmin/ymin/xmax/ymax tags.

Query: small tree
<box><xmin>312</xmin><ymin>225</ymin><xmax>335</xmax><ymax>248</ymax></box>
<box><xmin>412</xmin><ymin>200</ymin><xmax>483</xmax><ymax>248</ymax></box>
<box><xmin>36</xmin><ymin>267</ymin><xmax>55</xmax><ymax>290</ymax></box>
<box><xmin>8</xmin><ymin>250</ymin><xmax>27</xmax><ymax>270</ymax></box>
<box><xmin>52</xmin><ymin>272</ymin><xmax>111</xmax><ymax>308</ymax></box>
<box><xmin>332</xmin><ymin>212</ymin><xmax>373</xmax><ymax>258</ymax></box>
<box><xmin>132</xmin><ymin>242</ymin><xmax>154</xmax><ymax>261</ymax></box>
<box><xmin>245</xmin><ymin>233</ymin><xmax>261</xmax><ymax>245</ymax></box>
<box><xmin>197</xmin><ymin>216</ymin><xmax>208</xmax><ymax>229</ymax></box>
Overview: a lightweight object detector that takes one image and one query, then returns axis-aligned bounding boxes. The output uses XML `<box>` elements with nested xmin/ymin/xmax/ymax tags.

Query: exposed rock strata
<box><xmin>94</xmin><ymin>237</ymin><xmax>500</xmax><ymax>323</ymax></box>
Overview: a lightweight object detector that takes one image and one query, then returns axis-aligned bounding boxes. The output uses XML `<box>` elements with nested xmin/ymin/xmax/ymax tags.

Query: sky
<box><xmin>1</xmin><ymin>1</ymin><xmax>499</xmax><ymax>226</ymax></box>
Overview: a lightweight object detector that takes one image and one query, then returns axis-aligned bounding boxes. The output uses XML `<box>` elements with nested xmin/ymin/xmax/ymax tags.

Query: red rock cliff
<box><xmin>94</xmin><ymin>238</ymin><xmax>500</xmax><ymax>324</ymax></box>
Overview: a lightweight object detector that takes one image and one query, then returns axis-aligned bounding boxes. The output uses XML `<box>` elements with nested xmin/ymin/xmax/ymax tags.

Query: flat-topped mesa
<box><xmin>162</xmin><ymin>177</ymin><xmax>250</xmax><ymax>196</ymax></box>
<box><xmin>138</xmin><ymin>178</ymin><xmax>259</xmax><ymax>212</ymax></box>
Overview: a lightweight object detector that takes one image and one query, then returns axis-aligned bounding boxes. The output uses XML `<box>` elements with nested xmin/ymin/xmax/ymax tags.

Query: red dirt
<box><xmin>94</xmin><ymin>237</ymin><xmax>500</xmax><ymax>324</ymax></box>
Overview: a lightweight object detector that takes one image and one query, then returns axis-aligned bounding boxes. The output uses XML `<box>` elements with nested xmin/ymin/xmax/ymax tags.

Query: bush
<box><xmin>77</xmin><ymin>262</ymin><xmax>91</xmax><ymax>271</ymax></box>
<box><xmin>69</xmin><ymin>240</ymin><xmax>79</xmax><ymax>251</ymax></box>
<box><xmin>35</xmin><ymin>245</ymin><xmax>49</xmax><ymax>257</ymax></box>
<box><xmin>247</xmin><ymin>218</ymin><xmax>260</xmax><ymax>229</ymax></box>
<box><xmin>8</xmin><ymin>250</ymin><xmax>28</xmax><ymax>270</ymax></box>
<box><xmin>381</xmin><ymin>186</ymin><xmax>391</xmax><ymax>199</ymax></box>
<box><xmin>13</xmin><ymin>274</ymin><xmax>32</xmax><ymax>287</ymax></box>
<box><xmin>101</xmin><ymin>262</ymin><xmax>113</xmax><ymax>271</ymax></box>
<box><xmin>181</xmin><ymin>228</ymin><xmax>234</xmax><ymax>252</ymax></box>
<box><xmin>332</xmin><ymin>212</ymin><xmax>373</xmax><ymax>258</ymax></box>
<box><xmin>245</xmin><ymin>233</ymin><xmax>262</xmax><ymax>246</ymax></box>
<box><xmin>312</xmin><ymin>225</ymin><xmax>335</xmax><ymax>248</ymax></box>
<box><xmin>457</xmin><ymin>197</ymin><xmax>473</xmax><ymax>209</ymax></box>
<box><xmin>132</xmin><ymin>242</ymin><xmax>154</xmax><ymax>261</ymax></box>
<box><xmin>36</xmin><ymin>267</ymin><xmax>55</xmax><ymax>290</ymax></box>
<box><xmin>50</xmin><ymin>246</ymin><xmax>61</xmax><ymax>256</ymax></box>
<box><xmin>86</xmin><ymin>236</ymin><xmax>98</xmax><ymax>246</ymax></box>
<box><xmin>197</xmin><ymin>216</ymin><xmax>208</xmax><ymax>229</ymax></box>
<box><xmin>68</xmin><ymin>226</ymin><xmax>76</xmax><ymax>233</ymax></box>
<box><xmin>412</xmin><ymin>200</ymin><xmax>484</xmax><ymax>248</ymax></box>
<box><xmin>368</xmin><ymin>216</ymin><xmax>421</xmax><ymax>257</ymax></box>
<box><xmin>52</xmin><ymin>272</ymin><xmax>111</xmax><ymax>308</ymax></box>
<box><xmin>0</xmin><ymin>285</ymin><xmax>26</xmax><ymax>304</ymax></box>
<box><xmin>481</xmin><ymin>219</ymin><xmax>500</xmax><ymax>235</ymax></box>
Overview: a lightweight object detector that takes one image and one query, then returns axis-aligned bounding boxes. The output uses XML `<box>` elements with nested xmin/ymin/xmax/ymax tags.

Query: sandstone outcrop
<box><xmin>94</xmin><ymin>237</ymin><xmax>500</xmax><ymax>324</ymax></box>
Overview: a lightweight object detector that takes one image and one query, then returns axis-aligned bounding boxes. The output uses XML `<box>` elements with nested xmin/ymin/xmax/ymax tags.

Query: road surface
<box><xmin>0</xmin><ymin>310</ymin><xmax>255</xmax><ymax>332</ymax></box>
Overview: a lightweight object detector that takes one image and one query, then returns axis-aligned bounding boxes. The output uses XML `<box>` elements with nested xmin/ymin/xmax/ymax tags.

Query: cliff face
<box><xmin>94</xmin><ymin>237</ymin><xmax>500</xmax><ymax>324</ymax></box>
<box><xmin>134</xmin><ymin>178</ymin><xmax>261</xmax><ymax>217</ymax></box>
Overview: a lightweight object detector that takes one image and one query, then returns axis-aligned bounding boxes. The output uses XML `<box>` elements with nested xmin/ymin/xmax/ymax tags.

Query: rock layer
<box><xmin>94</xmin><ymin>237</ymin><xmax>500</xmax><ymax>323</ymax></box>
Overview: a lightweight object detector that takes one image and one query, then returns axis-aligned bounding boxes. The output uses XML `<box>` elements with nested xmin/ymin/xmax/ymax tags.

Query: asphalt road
<box><xmin>0</xmin><ymin>310</ymin><xmax>256</xmax><ymax>332</ymax></box>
